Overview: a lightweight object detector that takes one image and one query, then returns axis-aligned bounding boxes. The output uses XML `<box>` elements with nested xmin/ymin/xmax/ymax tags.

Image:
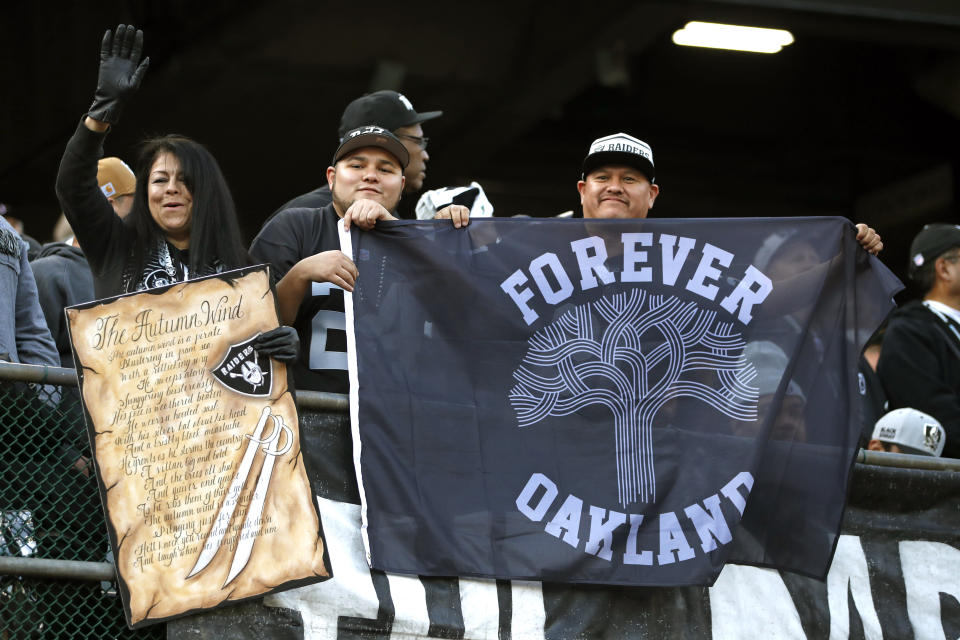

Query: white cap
<box><xmin>581</xmin><ymin>133</ymin><xmax>655</xmax><ymax>182</ymax></box>
<box><xmin>872</xmin><ymin>408</ymin><xmax>945</xmax><ymax>457</ymax></box>
<box><xmin>415</xmin><ymin>182</ymin><xmax>494</xmax><ymax>220</ymax></box>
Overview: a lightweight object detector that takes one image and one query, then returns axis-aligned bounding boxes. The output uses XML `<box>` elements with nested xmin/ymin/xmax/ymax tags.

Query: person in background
<box><xmin>0</xmin><ymin>215</ymin><xmax>58</xmax><ymax>369</ymax></box>
<box><xmin>2</xmin><ymin>204</ymin><xmax>43</xmax><ymax>260</ymax></box>
<box><xmin>33</xmin><ymin>157</ymin><xmax>135</xmax><ymax>367</ymax></box>
<box><xmin>878</xmin><ymin>223</ymin><xmax>960</xmax><ymax>458</ymax></box>
<box><xmin>857</xmin><ymin>328</ymin><xmax>888</xmax><ymax>448</ymax></box>
<box><xmin>729</xmin><ymin>340</ymin><xmax>807</xmax><ymax>443</ymax></box>
<box><xmin>868</xmin><ymin>408</ymin><xmax>945</xmax><ymax>457</ymax></box>
<box><xmin>0</xmin><ymin>213</ymin><xmax>60</xmax><ymax>561</ymax></box>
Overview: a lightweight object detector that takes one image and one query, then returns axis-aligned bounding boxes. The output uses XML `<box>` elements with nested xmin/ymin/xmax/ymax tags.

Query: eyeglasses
<box><xmin>397</xmin><ymin>134</ymin><xmax>429</xmax><ymax>150</ymax></box>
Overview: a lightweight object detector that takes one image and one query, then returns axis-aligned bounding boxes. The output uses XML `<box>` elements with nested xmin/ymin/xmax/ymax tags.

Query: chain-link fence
<box><xmin>0</xmin><ymin>365</ymin><xmax>165</xmax><ymax>639</ymax></box>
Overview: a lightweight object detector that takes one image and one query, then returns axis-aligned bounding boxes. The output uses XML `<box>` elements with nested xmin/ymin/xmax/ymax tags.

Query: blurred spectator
<box><xmin>878</xmin><ymin>224</ymin><xmax>960</xmax><ymax>458</ymax></box>
<box><xmin>869</xmin><ymin>408</ymin><xmax>945</xmax><ymax>457</ymax></box>
<box><xmin>0</xmin><ymin>214</ymin><xmax>58</xmax><ymax>368</ymax></box>
<box><xmin>730</xmin><ymin>340</ymin><xmax>807</xmax><ymax>442</ymax></box>
<box><xmin>32</xmin><ymin>157</ymin><xmax>135</xmax><ymax>367</ymax></box>
<box><xmin>0</xmin><ymin>213</ymin><xmax>60</xmax><ymax>561</ymax></box>
<box><xmin>858</xmin><ymin>327</ymin><xmax>888</xmax><ymax>447</ymax></box>
<box><xmin>862</xmin><ymin>329</ymin><xmax>883</xmax><ymax>371</ymax></box>
<box><xmin>2</xmin><ymin>203</ymin><xmax>43</xmax><ymax>260</ymax></box>
<box><xmin>30</xmin><ymin>239</ymin><xmax>91</xmax><ymax>367</ymax></box>
<box><xmin>93</xmin><ymin>156</ymin><xmax>136</xmax><ymax>218</ymax></box>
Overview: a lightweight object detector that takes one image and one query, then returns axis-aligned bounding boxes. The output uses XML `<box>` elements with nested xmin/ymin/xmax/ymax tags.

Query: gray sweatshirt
<box><xmin>0</xmin><ymin>215</ymin><xmax>58</xmax><ymax>367</ymax></box>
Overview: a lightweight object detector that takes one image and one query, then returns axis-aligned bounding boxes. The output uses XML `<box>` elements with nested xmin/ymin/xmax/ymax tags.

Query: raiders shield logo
<box><xmin>924</xmin><ymin>423</ymin><xmax>942</xmax><ymax>450</ymax></box>
<box><xmin>211</xmin><ymin>334</ymin><xmax>273</xmax><ymax>397</ymax></box>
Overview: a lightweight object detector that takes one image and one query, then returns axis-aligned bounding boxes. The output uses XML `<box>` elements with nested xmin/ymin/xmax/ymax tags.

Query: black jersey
<box><xmin>249</xmin><ymin>204</ymin><xmax>348</xmax><ymax>393</ymax></box>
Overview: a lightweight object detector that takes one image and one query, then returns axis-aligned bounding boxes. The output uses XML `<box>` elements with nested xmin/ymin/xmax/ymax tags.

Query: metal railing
<box><xmin>0</xmin><ymin>362</ymin><xmax>349</xmax><ymax>638</ymax></box>
<box><xmin>0</xmin><ymin>361</ymin><xmax>955</xmax><ymax>637</ymax></box>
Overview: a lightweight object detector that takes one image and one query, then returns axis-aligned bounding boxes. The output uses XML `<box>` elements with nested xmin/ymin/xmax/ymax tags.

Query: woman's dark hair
<box><xmin>126</xmin><ymin>135</ymin><xmax>250</xmax><ymax>281</ymax></box>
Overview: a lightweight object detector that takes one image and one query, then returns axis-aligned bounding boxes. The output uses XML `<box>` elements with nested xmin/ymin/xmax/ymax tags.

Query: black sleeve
<box><xmin>54</xmin><ymin>120</ymin><xmax>127</xmax><ymax>278</ymax></box>
<box><xmin>249</xmin><ymin>208</ymin><xmax>317</xmax><ymax>282</ymax></box>
<box><xmin>878</xmin><ymin>317</ymin><xmax>960</xmax><ymax>456</ymax></box>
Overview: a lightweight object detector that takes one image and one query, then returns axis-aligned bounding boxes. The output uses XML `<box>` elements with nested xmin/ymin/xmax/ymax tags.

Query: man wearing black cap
<box><xmin>250</xmin><ymin>126</ymin><xmax>466</xmax><ymax>394</ymax></box>
<box><xmin>271</xmin><ymin>90</ymin><xmax>442</xmax><ymax>219</ymax></box>
<box><xmin>250</xmin><ymin>126</ymin><xmax>407</xmax><ymax>394</ymax></box>
<box><xmin>575</xmin><ymin>132</ymin><xmax>885</xmax><ymax>256</ymax></box>
<box><xmin>878</xmin><ymin>224</ymin><xmax>960</xmax><ymax>458</ymax></box>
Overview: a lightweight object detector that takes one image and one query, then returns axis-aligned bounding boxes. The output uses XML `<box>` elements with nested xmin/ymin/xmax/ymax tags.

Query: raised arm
<box><xmin>87</xmin><ymin>24</ymin><xmax>150</xmax><ymax>127</ymax></box>
<box><xmin>55</xmin><ymin>25</ymin><xmax>149</xmax><ymax>275</ymax></box>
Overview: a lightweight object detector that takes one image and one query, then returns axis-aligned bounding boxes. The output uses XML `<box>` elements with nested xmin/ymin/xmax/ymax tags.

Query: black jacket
<box><xmin>878</xmin><ymin>300</ymin><xmax>960</xmax><ymax>458</ymax></box>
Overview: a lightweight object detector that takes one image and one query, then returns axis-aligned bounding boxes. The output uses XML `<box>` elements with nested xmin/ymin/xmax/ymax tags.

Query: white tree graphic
<box><xmin>509</xmin><ymin>291</ymin><xmax>758</xmax><ymax>506</ymax></box>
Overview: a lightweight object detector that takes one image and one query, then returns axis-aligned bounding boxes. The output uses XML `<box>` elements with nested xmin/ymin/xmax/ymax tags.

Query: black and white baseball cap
<box><xmin>872</xmin><ymin>408</ymin><xmax>946</xmax><ymax>457</ymax></box>
<box><xmin>908</xmin><ymin>223</ymin><xmax>960</xmax><ymax>278</ymax></box>
<box><xmin>581</xmin><ymin>133</ymin><xmax>655</xmax><ymax>182</ymax></box>
<box><xmin>339</xmin><ymin>91</ymin><xmax>443</xmax><ymax>138</ymax></box>
<box><xmin>333</xmin><ymin>126</ymin><xmax>410</xmax><ymax>169</ymax></box>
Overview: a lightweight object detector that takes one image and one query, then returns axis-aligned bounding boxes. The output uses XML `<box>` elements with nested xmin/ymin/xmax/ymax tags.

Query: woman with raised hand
<box><xmin>56</xmin><ymin>24</ymin><xmax>296</xmax><ymax>359</ymax></box>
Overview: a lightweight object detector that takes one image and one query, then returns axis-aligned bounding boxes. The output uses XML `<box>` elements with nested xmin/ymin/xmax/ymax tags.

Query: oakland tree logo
<box><xmin>509</xmin><ymin>291</ymin><xmax>758</xmax><ymax>506</ymax></box>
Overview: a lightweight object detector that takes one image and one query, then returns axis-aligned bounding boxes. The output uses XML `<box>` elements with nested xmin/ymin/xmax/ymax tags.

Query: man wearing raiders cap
<box><xmin>868</xmin><ymin>408</ymin><xmax>946</xmax><ymax>457</ymax></box>
<box><xmin>250</xmin><ymin>126</ymin><xmax>466</xmax><ymax>394</ymax></box>
<box><xmin>270</xmin><ymin>90</ymin><xmax>446</xmax><ymax>220</ymax></box>
<box><xmin>577</xmin><ymin>133</ymin><xmax>660</xmax><ymax>220</ymax></box>
<box><xmin>575</xmin><ymin>132</ymin><xmax>884</xmax><ymax>255</ymax></box>
<box><xmin>878</xmin><ymin>224</ymin><xmax>960</xmax><ymax>458</ymax></box>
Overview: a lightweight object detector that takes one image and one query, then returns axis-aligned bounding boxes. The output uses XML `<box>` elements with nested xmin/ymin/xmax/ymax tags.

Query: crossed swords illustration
<box><xmin>186</xmin><ymin>405</ymin><xmax>292</xmax><ymax>586</ymax></box>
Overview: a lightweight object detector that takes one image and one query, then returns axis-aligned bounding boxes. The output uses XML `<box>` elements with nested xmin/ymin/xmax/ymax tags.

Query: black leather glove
<box><xmin>88</xmin><ymin>24</ymin><xmax>150</xmax><ymax>125</ymax></box>
<box><xmin>253</xmin><ymin>327</ymin><xmax>300</xmax><ymax>362</ymax></box>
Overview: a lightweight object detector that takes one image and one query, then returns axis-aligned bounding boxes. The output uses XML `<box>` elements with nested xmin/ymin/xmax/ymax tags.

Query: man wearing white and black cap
<box><xmin>249</xmin><ymin>126</ymin><xmax>466</xmax><ymax>394</ymax></box>
<box><xmin>878</xmin><ymin>224</ymin><xmax>960</xmax><ymax>458</ymax></box>
<box><xmin>868</xmin><ymin>408</ymin><xmax>946</xmax><ymax>457</ymax></box>
<box><xmin>271</xmin><ymin>90</ymin><xmax>443</xmax><ymax>219</ymax></box>
<box><xmin>577</xmin><ymin>132</ymin><xmax>659</xmax><ymax>220</ymax></box>
<box><xmin>574</xmin><ymin>133</ymin><xmax>884</xmax><ymax>255</ymax></box>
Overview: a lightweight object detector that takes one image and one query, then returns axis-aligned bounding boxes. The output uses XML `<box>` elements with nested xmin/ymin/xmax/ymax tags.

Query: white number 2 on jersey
<box><xmin>309</xmin><ymin>282</ymin><xmax>348</xmax><ymax>371</ymax></box>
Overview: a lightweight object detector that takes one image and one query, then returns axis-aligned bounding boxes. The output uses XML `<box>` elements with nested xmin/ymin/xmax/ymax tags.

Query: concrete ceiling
<box><xmin>4</xmin><ymin>0</ymin><xmax>960</xmax><ymax>287</ymax></box>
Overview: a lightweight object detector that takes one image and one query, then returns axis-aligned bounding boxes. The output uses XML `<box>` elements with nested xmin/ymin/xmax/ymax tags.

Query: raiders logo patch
<box><xmin>924</xmin><ymin>423</ymin><xmax>942</xmax><ymax>449</ymax></box>
<box><xmin>211</xmin><ymin>334</ymin><xmax>273</xmax><ymax>397</ymax></box>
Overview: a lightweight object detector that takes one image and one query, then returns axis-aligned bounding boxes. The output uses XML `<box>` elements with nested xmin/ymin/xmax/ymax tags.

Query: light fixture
<box><xmin>672</xmin><ymin>21</ymin><xmax>794</xmax><ymax>54</ymax></box>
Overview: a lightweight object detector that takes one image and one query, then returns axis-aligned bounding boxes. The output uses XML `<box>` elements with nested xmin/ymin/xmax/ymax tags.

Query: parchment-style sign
<box><xmin>66</xmin><ymin>266</ymin><xmax>331</xmax><ymax>629</ymax></box>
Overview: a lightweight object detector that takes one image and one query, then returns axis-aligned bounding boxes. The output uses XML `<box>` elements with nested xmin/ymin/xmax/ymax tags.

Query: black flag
<box><xmin>343</xmin><ymin>217</ymin><xmax>901</xmax><ymax>586</ymax></box>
